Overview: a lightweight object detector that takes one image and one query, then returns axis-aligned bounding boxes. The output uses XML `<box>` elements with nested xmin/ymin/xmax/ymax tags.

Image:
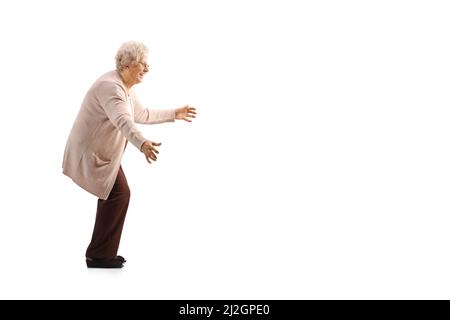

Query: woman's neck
<box><xmin>118</xmin><ymin>70</ymin><xmax>134</xmax><ymax>94</ymax></box>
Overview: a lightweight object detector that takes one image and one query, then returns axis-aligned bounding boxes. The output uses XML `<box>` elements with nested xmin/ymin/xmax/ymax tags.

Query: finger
<box><xmin>145</xmin><ymin>149</ymin><xmax>157</xmax><ymax>159</ymax></box>
<box><xmin>152</xmin><ymin>142</ymin><xmax>162</xmax><ymax>147</ymax></box>
<box><xmin>183</xmin><ymin>118</ymin><xmax>192</xmax><ymax>122</ymax></box>
<box><xmin>149</xmin><ymin>152</ymin><xmax>157</xmax><ymax>161</ymax></box>
<box><xmin>145</xmin><ymin>155</ymin><xmax>152</xmax><ymax>164</ymax></box>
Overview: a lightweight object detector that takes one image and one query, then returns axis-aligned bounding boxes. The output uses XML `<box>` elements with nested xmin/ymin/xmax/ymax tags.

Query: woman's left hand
<box><xmin>175</xmin><ymin>105</ymin><xmax>197</xmax><ymax>122</ymax></box>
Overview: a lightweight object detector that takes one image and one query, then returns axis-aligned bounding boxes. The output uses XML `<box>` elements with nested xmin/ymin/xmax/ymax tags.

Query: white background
<box><xmin>0</xmin><ymin>0</ymin><xmax>450</xmax><ymax>299</ymax></box>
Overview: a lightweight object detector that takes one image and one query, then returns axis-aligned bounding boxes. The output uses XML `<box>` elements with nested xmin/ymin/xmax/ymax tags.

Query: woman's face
<box><xmin>128</xmin><ymin>57</ymin><xmax>149</xmax><ymax>85</ymax></box>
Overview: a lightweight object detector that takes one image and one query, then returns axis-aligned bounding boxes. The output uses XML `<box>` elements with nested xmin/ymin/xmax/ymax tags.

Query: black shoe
<box><xmin>86</xmin><ymin>257</ymin><xmax>124</xmax><ymax>268</ymax></box>
<box><xmin>116</xmin><ymin>255</ymin><xmax>126</xmax><ymax>263</ymax></box>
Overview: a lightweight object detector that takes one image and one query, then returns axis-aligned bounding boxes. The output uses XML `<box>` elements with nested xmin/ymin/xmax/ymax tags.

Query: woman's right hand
<box><xmin>141</xmin><ymin>140</ymin><xmax>161</xmax><ymax>164</ymax></box>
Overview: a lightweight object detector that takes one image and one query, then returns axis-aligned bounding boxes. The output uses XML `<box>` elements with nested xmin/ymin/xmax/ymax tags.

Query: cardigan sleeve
<box><xmin>132</xmin><ymin>91</ymin><xmax>176</xmax><ymax>124</ymax></box>
<box><xmin>96</xmin><ymin>81</ymin><xmax>147</xmax><ymax>150</ymax></box>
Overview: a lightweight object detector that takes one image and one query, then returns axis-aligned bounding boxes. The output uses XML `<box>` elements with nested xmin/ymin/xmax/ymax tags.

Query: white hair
<box><xmin>115</xmin><ymin>41</ymin><xmax>148</xmax><ymax>71</ymax></box>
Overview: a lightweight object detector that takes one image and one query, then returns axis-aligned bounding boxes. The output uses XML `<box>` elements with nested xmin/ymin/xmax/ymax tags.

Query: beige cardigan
<box><xmin>62</xmin><ymin>70</ymin><xmax>175</xmax><ymax>199</ymax></box>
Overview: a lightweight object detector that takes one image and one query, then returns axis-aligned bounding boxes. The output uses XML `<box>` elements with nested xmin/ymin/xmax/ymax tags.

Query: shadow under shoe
<box><xmin>86</xmin><ymin>257</ymin><xmax>124</xmax><ymax>268</ymax></box>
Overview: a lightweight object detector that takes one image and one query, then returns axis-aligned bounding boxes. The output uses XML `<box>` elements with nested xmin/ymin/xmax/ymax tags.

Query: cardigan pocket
<box><xmin>93</xmin><ymin>153</ymin><xmax>111</xmax><ymax>167</ymax></box>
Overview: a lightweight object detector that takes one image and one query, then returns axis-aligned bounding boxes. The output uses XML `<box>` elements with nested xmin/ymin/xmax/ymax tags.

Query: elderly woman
<box><xmin>62</xmin><ymin>41</ymin><xmax>196</xmax><ymax>268</ymax></box>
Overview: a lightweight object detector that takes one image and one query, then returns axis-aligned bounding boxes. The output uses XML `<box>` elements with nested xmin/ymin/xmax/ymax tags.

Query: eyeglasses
<box><xmin>136</xmin><ymin>61</ymin><xmax>149</xmax><ymax>69</ymax></box>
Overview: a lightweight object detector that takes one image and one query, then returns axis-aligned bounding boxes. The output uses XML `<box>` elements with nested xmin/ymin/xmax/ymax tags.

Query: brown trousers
<box><xmin>86</xmin><ymin>166</ymin><xmax>130</xmax><ymax>259</ymax></box>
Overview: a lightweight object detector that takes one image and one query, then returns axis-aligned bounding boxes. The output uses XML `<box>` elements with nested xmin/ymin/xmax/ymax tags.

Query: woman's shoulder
<box><xmin>92</xmin><ymin>71</ymin><xmax>127</xmax><ymax>96</ymax></box>
<box><xmin>96</xmin><ymin>70</ymin><xmax>122</xmax><ymax>85</ymax></box>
